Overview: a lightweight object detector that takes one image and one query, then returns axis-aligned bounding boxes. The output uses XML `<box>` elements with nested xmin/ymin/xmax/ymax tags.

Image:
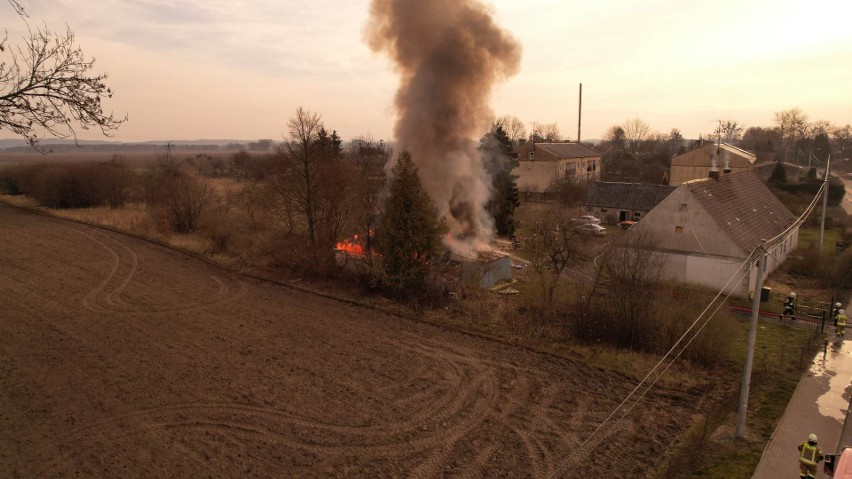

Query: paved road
<box><xmin>753</xmin><ymin>298</ymin><xmax>852</xmax><ymax>479</ymax></box>
<box><xmin>839</xmin><ymin>176</ymin><xmax>852</xmax><ymax>217</ymax></box>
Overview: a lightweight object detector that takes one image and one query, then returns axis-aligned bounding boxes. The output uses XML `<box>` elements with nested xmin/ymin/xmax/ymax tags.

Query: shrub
<box><xmin>785</xmin><ymin>248</ymin><xmax>852</xmax><ymax>289</ymax></box>
<box><xmin>574</xmin><ymin>286</ymin><xmax>734</xmax><ymax>367</ymax></box>
<box><xmin>143</xmin><ymin>162</ymin><xmax>210</xmax><ymax>233</ymax></box>
<box><xmin>0</xmin><ymin>165</ymin><xmax>23</xmax><ymax>195</ymax></box>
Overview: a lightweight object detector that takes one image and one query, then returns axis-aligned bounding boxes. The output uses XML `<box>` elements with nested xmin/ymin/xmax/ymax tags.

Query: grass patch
<box><xmin>658</xmin><ymin>317</ymin><xmax>816</xmax><ymax>478</ymax></box>
<box><xmin>797</xmin><ymin>227</ymin><xmax>842</xmax><ymax>250</ymax></box>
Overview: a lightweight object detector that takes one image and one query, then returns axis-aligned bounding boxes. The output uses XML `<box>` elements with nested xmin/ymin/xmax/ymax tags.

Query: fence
<box><xmin>730</xmin><ymin>306</ymin><xmax>826</xmax><ymax>333</ymax></box>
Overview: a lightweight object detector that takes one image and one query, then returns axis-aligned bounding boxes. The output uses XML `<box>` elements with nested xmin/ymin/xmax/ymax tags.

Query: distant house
<box><xmin>583</xmin><ymin>182</ymin><xmax>676</xmax><ymax>224</ymax></box>
<box><xmin>624</xmin><ymin>171</ymin><xmax>798</xmax><ymax>296</ymax></box>
<box><xmin>515</xmin><ymin>142</ymin><xmax>601</xmax><ymax>194</ymax></box>
<box><xmin>669</xmin><ymin>143</ymin><xmax>756</xmax><ymax>186</ymax></box>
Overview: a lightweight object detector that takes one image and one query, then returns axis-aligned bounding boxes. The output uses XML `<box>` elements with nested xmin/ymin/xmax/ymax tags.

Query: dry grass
<box><xmin>51</xmin><ymin>203</ymin><xmax>152</xmax><ymax>234</ymax></box>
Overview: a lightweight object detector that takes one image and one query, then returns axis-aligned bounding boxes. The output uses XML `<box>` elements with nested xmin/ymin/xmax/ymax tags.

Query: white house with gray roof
<box><xmin>622</xmin><ymin>170</ymin><xmax>798</xmax><ymax>296</ymax></box>
<box><xmin>514</xmin><ymin>142</ymin><xmax>601</xmax><ymax>193</ymax></box>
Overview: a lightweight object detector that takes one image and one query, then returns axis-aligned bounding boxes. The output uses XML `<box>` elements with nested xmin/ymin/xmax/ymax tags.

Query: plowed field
<box><xmin>0</xmin><ymin>204</ymin><xmax>695</xmax><ymax>478</ymax></box>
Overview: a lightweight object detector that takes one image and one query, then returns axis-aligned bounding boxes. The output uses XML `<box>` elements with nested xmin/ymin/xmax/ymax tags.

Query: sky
<box><xmin>3</xmin><ymin>0</ymin><xmax>852</xmax><ymax>143</ymax></box>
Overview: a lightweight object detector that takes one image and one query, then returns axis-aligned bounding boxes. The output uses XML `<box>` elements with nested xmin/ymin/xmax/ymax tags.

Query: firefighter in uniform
<box><xmin>835</xmin><ymin>302</ymin><xmax>844</xmax><ymax>327</ymax></box>
<box><xmin>838</xmin><ymin>309</ymin><xmax>848</xmax><ymax>338</ymax></box>
<box><xmin>798</xmin><ymin>433</ymin><xmax>823</xmax><ymax>479</ymax></box>
<box><xmin>782</xmin><ymin>292</ymin><xmax>797</xmax><ymax>320</ymax></box>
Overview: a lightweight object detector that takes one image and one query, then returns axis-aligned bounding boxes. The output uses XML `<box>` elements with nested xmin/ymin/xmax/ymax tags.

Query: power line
<box><xmin>548</xmin><ymin>248</ymin><xmax>756</xmax><ymax>478</ymax></box>
<box><xmin>547</xmin><ymin>180</ymin><xmax>828</xmax><ymax>479</ymax></box>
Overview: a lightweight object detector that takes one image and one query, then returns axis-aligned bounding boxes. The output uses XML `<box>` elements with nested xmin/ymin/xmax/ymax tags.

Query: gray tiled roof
<box><xmin>685</xmin><ymin>171</ymin><xmax>796</xmax><ymax>253</ymax></box>
<box><xmin>584</xmin><ymin>182</ymin><xmax>676</xmax><ymax>211</ymax></box>
<box><xmin>535</xmin><ymin>143</ymin><xmax>599</xmax><ymax>159</ymax></box>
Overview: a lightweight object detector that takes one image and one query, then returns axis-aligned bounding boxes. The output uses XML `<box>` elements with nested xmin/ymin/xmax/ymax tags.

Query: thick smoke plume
<box><xmin>366</xmin><ymin>0</ymin><xmax>521</xmax><ymax>257</ymax></box>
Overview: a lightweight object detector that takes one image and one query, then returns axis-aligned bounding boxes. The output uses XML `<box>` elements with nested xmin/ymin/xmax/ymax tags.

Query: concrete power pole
<box><xmin>737</xmin><ymin>241</ymin><xmax>767</xmax><ymax>439</ymax></box>
<box><xmin>577</xmin><ymin>83</ymin><xmax>583</xmax><ymax>143</ymax></box>
<box><xmin>819</xmin><ymin>155</ymin><xmax>831</xmax><ymax>256</ymax></box>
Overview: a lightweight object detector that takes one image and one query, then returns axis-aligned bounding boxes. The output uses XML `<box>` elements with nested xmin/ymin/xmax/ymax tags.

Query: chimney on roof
<box><xmin>722</xmin><ymin>148</ymin><xmax>732</xmax><ymax>174</ymax></box>
<box><xmin>709</xmin><ymin>144</ymin><xmax>720</xmax><ymax>181</ymax></box>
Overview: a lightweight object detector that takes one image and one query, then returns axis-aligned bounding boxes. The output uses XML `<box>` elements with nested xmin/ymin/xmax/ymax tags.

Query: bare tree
<box><xmin>530</xmin><ymin>122</ymin><xmax>562</xmax><ymax>142</ymax></box>
<box><xmin>523</xmin><ymin>208</ymin><xmax>585</xmax><ymax>306</ymax></box>
<box><xmin>349</xmin><ymin>136</ymin><xmax>389</xmax><ymax>254</ymax></box>
<box><xmin>277</xmin><ymin>107</ymin><xmax>325</xmax><ymax>243</ymax></box>
<box><xmin>622</xmin><ymin>117</ymin><xmax>653</xmax><ymax>156</ymax></box>
<box><xmin>267</xmin><ymin>107</ymin><xmax>353</xmax><ymax>268</ymax></box>
<box><xmin>601</xmin><ymin>229</ymin><xmax>666</xmax><ymax>349</ymax></box>
<box><xmin>774</xmin><ymin>108</ymin><xmax>808</xmax><ymax>160</ymax></box>
<box><xmin>808</xmin><ymin>120</ymin><xmax>832</xmax><ymax>137</ymax></box>
<box><xmin>1</xmin><ymin>3</ymin><xmax>124</xmax><ymax>148</ymax></box>
<box><xmin>665</xmin><ymin>128</ymin><xmax>684</xmax><ymax>158</ymax></box>
<box><xmin>494</xmin><ymin>115</ymin><xmax>527</xmax><ymax>143</ymax></box>
<box><xmin>714</xmin><ymin>120</ymin><xmax>744</xmax><ymax>145</ymax></box>
<box><xmin>833</xmin><ymin>124</ymin><xmax>852</xmax><ymax>156</ymax></box>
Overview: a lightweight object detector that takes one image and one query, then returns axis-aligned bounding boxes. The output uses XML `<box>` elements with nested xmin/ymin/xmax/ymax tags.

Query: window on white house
<box><xmin>675</xmin><ymin>226</ymin><xmax>684</xmax><ymax>234</ymax></box>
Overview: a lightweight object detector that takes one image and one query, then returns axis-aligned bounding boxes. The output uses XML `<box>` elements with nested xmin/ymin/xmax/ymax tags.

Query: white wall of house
<box><xmin>628</xmin><ymin>187</ymin><xmax>744</xmax><ymax>258</ymax></box>
<box><xmin>658</xmin><ymin>251</ymin><xmax>749</xmax><ymax>295</ymax></box>
<box><xmin>655</xmin><ymin>224</ymin><xmax>799</xmax><ymax>297</ymax></box>
<box><xmin>624</xmin><ymin>183</ymin><xmax>800</xmax><ymax>297</ymax></box>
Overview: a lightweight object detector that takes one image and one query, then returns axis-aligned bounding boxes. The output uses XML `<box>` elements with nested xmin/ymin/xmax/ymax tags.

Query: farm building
<box><xmin>623</xmin><ymin>170</ymin><xmax>798</xmax><ymax>296</ymax></box>
<box><xmin>669</xmin><ymin>143</ymin><xmax>756</xmax><ymax>186</ymax></box>
<box><xmin>514</xmin><ymin>142</ymin><xmax>601</xmax><ymax>194</ymax></box>
<box><xmin>583</xmin><ymin>182</ymin><xmax>676</xmax><ymax>224</ymax></box>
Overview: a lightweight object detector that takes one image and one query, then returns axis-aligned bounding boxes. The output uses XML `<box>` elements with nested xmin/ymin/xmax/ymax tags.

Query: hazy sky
<box><xmin>4</xmin><ymin>0</ymin><xmax>852</xmax><ymax>143</ymax></box>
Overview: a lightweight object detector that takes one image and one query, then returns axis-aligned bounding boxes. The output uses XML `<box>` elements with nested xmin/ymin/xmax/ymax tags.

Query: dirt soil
<box><xmin>0</xmin><ymin>203</ymin><xmax>697</xmax><ymax>478</ymax></box>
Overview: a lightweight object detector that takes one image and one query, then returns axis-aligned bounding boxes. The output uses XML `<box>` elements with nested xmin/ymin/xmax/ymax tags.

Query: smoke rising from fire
<box><xmin>366</xmin><ymin>0</ymin><xmax>521</xmax><ymax>257</ymax></box>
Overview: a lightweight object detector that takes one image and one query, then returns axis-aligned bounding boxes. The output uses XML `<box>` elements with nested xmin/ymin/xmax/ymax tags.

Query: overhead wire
<box><xmin>547</xmin><ymin>246</ymin><xmax>756</xmax><ymax>479</ymax></box>
<box><xmin>547</xmin><ymin>179</ymin><xmax>830</xmax><ymax>479</ymax></box>
<box><xmin>561</xmin><ymin>261</ymin><xmax>752</xmax><ymax>469</ymax></box>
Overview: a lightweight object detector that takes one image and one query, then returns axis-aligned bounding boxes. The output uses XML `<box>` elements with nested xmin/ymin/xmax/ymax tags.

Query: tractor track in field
<box><xmin>0</xmin><ymin>203</ymin><xmax>698</xmax><ymax>478</ymax></box>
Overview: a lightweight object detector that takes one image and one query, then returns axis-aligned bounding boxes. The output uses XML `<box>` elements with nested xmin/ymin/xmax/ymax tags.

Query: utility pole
<box><xmin>737</xmin><ymin>241</ymin><xmax>767</xmax><ymax>439</ymax></box>
<box><xmin>577</xmin><ymin>83</ymin><xmax>583</xmax><ymax>143</ymax></box>
<box><xmin>819</xmin><ymin>155</ymin><xmax>831</xmax><ymax>256</ymax></box>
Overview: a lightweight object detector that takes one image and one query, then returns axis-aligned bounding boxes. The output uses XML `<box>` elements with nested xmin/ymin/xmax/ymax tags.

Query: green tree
<box><xmin>483</xmin><ymin>125</ymin><xmax>520</xmax><ymax>237</ymax></box>
<box><xmin>380</xmin><ymin>151</ymin><xmax>445</xmax><ymax>293</ymax></box>
<box><xmin>769</xmin><ymin>162</ymin><xmax>787</xmax><ymax>185</ymax></box>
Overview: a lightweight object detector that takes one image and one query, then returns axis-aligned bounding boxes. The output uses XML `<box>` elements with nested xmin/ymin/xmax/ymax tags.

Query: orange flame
<box><xmin>336</xmin><ymin>239</ymin><xmax>365</xmax><ymax>256</ymax></box>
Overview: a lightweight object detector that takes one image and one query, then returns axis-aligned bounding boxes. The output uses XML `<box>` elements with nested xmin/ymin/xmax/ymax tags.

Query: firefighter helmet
<box><xmin>788</xmin><ymin>292</ymin><xmax>796</xmax><ymax>299</ymax></box>
<box><xmin>809</xmin><ymin>433</ymin><xmax>818</xmax><ymax>443</ymax></box>
<box><xmin>838</xmin><ymin>302</ymin><xmax>843</xmax><ymax>308</ymax></box>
